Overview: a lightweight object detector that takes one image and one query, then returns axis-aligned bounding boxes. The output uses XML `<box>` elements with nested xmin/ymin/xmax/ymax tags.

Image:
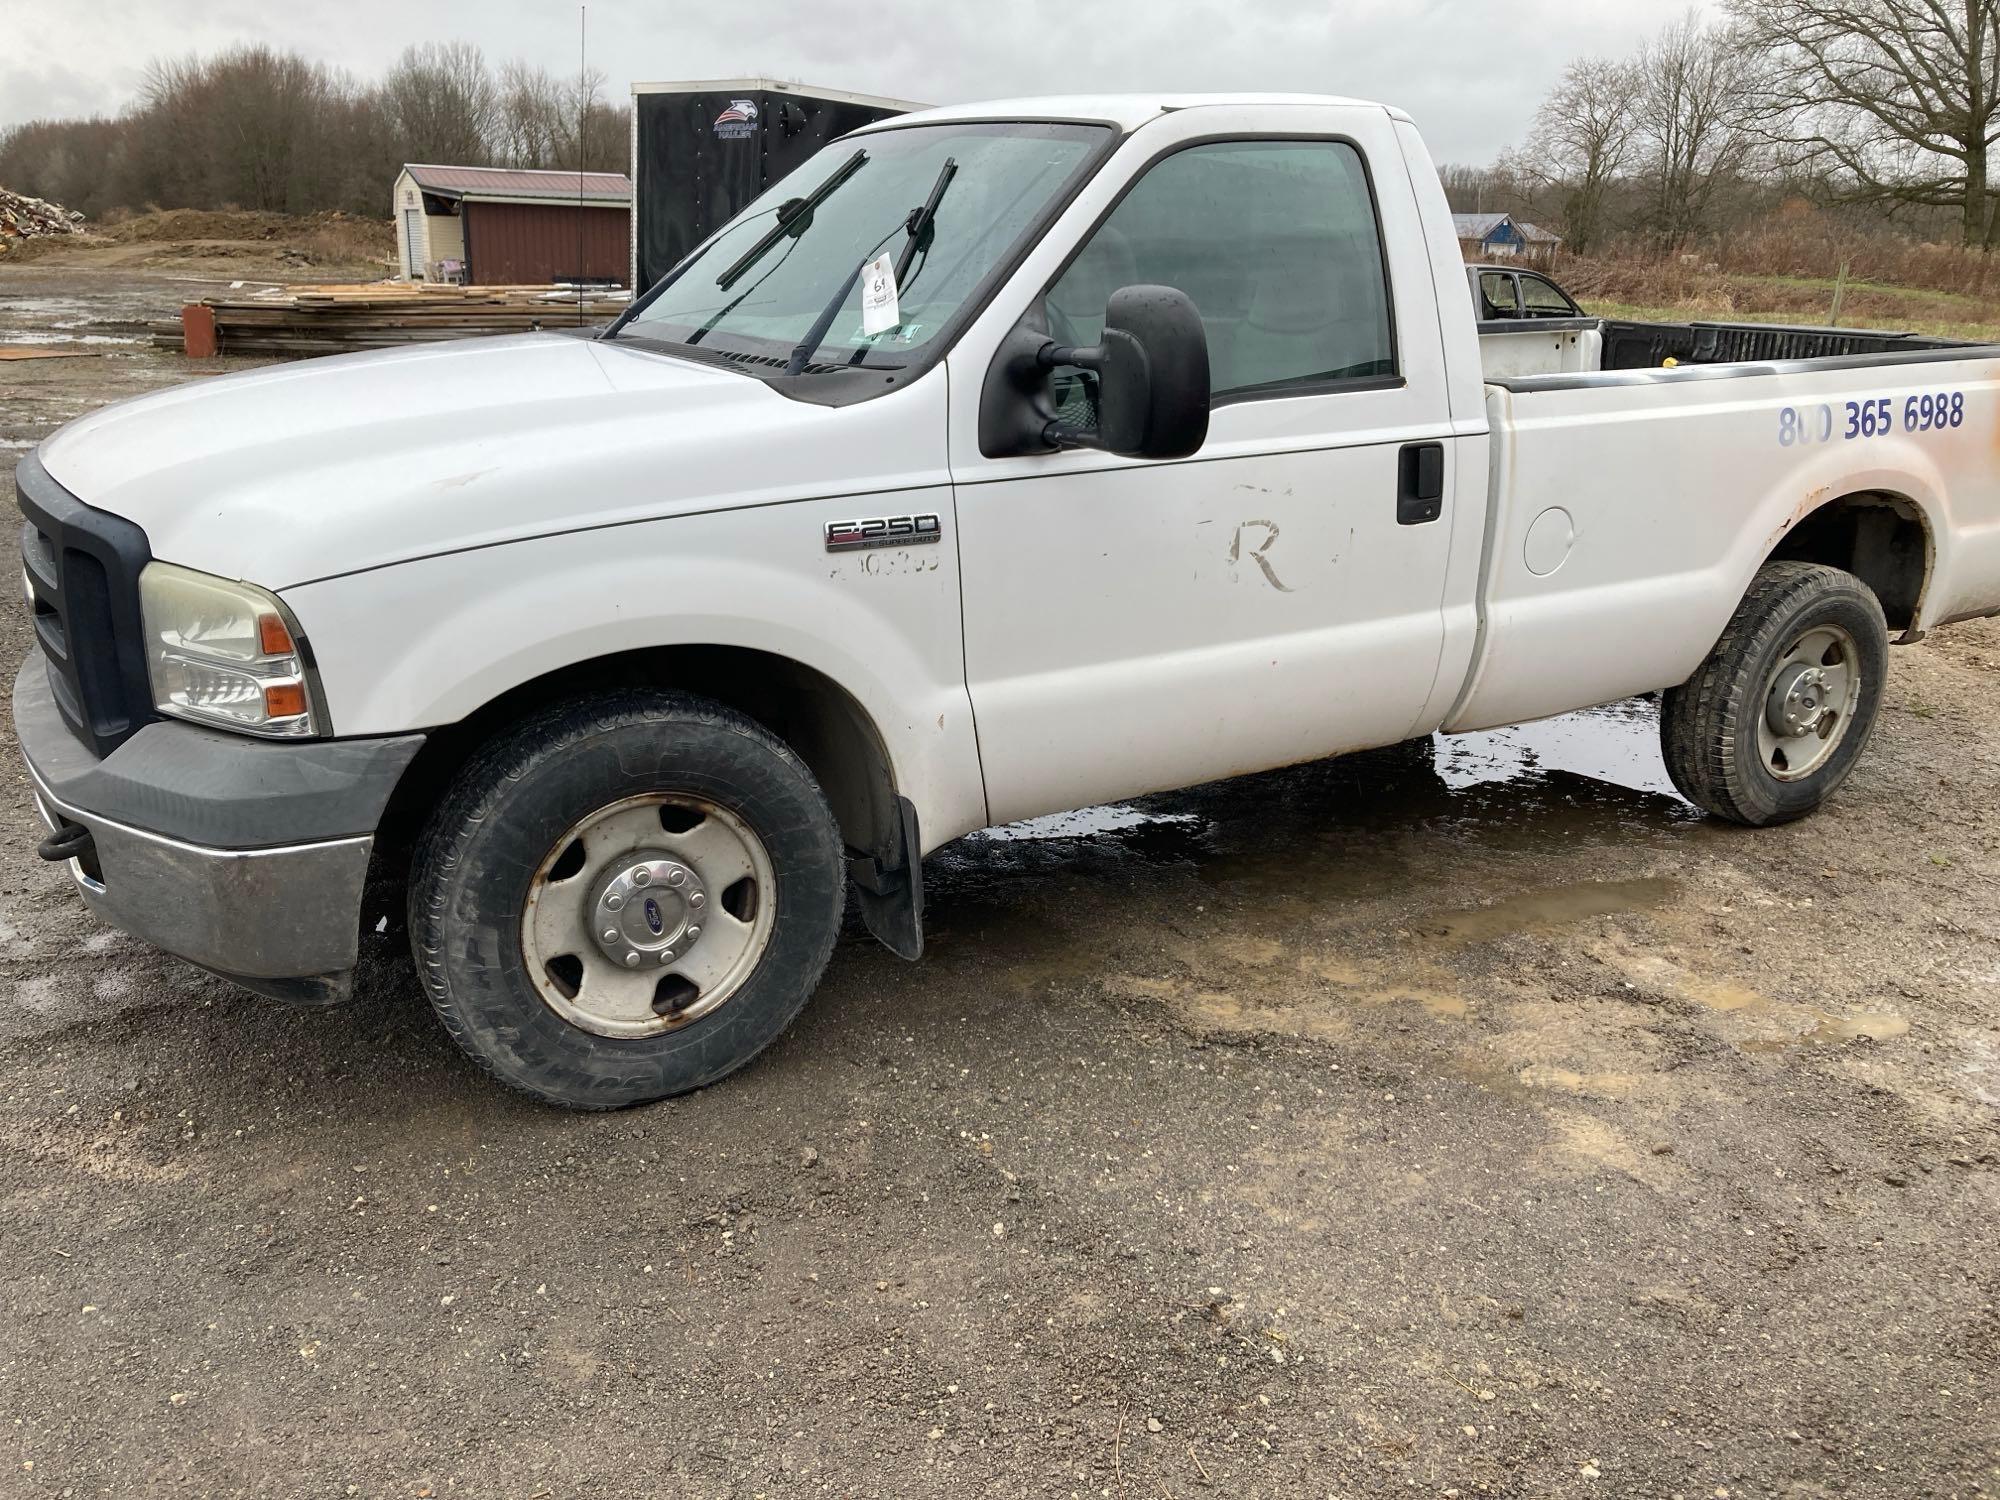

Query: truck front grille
<box><xmin>13</xmin><ymin>453</ymin><xmax>155</xmax><ymax>758</ymax></box>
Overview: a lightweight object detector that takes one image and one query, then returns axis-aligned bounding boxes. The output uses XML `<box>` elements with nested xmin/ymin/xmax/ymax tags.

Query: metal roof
<box><xmin>629</xmin><ymin>77</ymin><xmax>926</xmax><ymax>112</ymax></box>
<box><xmin>402</xmin><ymin>164</ymin><xmax>631</xmax><ymax>204</ymax></box>
<box><xmin>1453</xmin><ymin>211</ymin><xmax>1561</xmax><ymax>244</ymax></box>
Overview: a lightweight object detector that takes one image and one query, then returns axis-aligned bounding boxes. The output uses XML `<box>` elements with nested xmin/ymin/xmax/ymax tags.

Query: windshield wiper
<box><xmin>686</xmin><ymin>232</ymin><xmax>805</xmax><ymax>347</ymax></box>
<box><xmin>716</xmin><ymin>149</ymin><xmax>867</xmax><ymax>293</ymax></box>
<box><xmin>785</xmin><ymin>157</ymin><xmax>957</xmax><ymax>377</ymax></box>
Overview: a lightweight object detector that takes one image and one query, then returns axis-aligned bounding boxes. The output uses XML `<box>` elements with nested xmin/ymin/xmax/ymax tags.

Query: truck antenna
<box><xmin>577</xmin><ymin>4</ymin><xmax>587</xmax><ymax>327</ymax></box>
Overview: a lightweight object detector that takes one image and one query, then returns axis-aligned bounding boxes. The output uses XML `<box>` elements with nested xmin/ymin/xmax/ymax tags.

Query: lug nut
<box><xmin>689</xmin><ymin>892</ymin><xmax>705</xmax><ymax>908</ymax></box>
<box><xmin>686</xmin><ymin>925</ymin><xmax>701</xmax><ymax>940</ymax></box>
<box><xmin>633</xmin><ymin>868</ymin><xmax>652</xmax><ymax>887</ymax></box>
<box><xmin>623</xmin><ymin>951</ymin><xmax>641</xmax><ymax>968</ymax></box>
<box><xmin>667</xmin><ymin>868</ymin><xmax>686</xmax><ymax>887</ymax></box>
<box><xmin>659</xmin><ymin>951</ymin><xmax>674</xmax><ymax>965</ymax></box>
<box><xmin>602</xmin><ymin>927</ymin><xmax>619</xmax><ymax>943</ymax></box>
<box><xmin>605</xmin><ymin>894</ymin><xmax>624</xmax><ymax>911</ymax></box>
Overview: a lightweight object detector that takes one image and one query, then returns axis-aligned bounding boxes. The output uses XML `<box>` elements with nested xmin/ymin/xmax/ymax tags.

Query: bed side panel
<box><xmin>1448</xmin><ymin>359</ymin><xmax>2000</xmax><ymax>734</ymax></box>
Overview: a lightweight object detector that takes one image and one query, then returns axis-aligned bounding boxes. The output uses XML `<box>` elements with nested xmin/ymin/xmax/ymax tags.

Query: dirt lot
<box><xmin>1</xmin><ymin>264</ymin><xmax>1996</xmax><ymax>1499</ymax></box>
<box><xmin>1</xmin><ymin>207</ymin><xmax>394</xmax><ymax>282</ymax></box>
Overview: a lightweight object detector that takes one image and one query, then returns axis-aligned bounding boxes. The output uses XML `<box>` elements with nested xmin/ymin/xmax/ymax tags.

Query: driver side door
<box><xmin>945</xmin><ymin>107</ymin><xmax>1462</xmax><ymax>825</ymax></box>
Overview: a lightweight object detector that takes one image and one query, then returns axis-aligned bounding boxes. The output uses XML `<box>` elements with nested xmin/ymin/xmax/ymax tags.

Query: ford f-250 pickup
<box><xmin>15</xmin><ymin>94</ymin><xmax>2000</xmax><ymax>1107</ymax></box>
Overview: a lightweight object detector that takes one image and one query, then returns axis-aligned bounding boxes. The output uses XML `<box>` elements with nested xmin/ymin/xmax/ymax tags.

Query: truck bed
<box><xmin>1477</xmin><ymin>314</ymin><xmax>1984</xmax><ymax>383</ymax></box>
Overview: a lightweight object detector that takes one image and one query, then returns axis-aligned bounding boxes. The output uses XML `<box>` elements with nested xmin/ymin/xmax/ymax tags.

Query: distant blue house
<box><xmin>1453</xmin><ymin>212</ymin><xmax>1562</xmax><ymax>263</ymax></box>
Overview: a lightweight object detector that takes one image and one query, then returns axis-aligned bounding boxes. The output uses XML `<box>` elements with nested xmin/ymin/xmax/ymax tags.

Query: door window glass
<box><xmin>1478</xmin><ymin>271</ymin><xmax>1519</xmax><ymax>318</ymax></box>
<box><xmin>1046</xmin><ymin>139</ymin><xmax>1395</xmax><ymax>401</ymax></box>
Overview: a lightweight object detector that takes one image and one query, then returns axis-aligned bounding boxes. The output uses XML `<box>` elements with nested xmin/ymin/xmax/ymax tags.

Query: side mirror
<box><xmin>1048</xmin><ymin>285</ymin><xmax>1210</xmax><ymax>459</ymax></box>
<box><xmin>977</xmin><ymin>284</ymin><xmax>1210</xmax><ymax>460</ymax></box>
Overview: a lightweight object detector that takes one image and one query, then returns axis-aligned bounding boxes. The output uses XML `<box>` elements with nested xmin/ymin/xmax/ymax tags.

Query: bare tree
<box><xmin>1732</xmin><ymin>0</ymin><xmax>2000</xmax><ymax>246</ymax></box>
<box><xmin>207</xmin><ymin>47</ymin><xmax>339</xmax><ymax>211</ymax></box>
<box><xmin>379</xmin><ymin>42</ymin><xmax>496</xmax><ymax>165</ymax></box>
<box><xmin>493</xmin><ymin>63</ymin><xmax>627</xmax><ymax>171</ymax></box>
<box><xmin>126</xmin><ymin>47</ymin><xmax>349</xmax><ymax>212</ymax></box>
<box><xmin>1634</xmin><ymin>12</ymin><xmax>1759</xmax><ymax>251</ymax></box>
<box><xmin>496</xmin><ymin>60</ymin><xmax>567</xmax><ymax>167</ymax></box>
<box><xmin>1518</xmin><ymin>56</ymin><xmax>1641</xmax><ymax>253</ymax></box>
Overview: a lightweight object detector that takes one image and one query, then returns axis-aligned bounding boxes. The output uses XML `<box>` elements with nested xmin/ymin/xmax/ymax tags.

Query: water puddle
<box><xmin>1434</xmin><ymin>877</ymin><xmax>1679</xmax><ymax>945</ymax></box>
<box><xmin>1435</xmin><ymin>698</ymin><xmax>1684</xmax><ymax>800</ymax></box>
<box><xmin>1684</xmin><ymin>979</ymin><xmax>1769</xmax><ymax>1012</ymax></box>
<box><xmin>0</xmin><ymin>332</ymin><xmax>144</xmax><ymax>347</ymax></box>
<box><xmin>973</xmin><ymin>805</ymin><xmax>1204</xmax><ymax>843</ymax></box>
<box><xmin>929</xmin><ymin>699</ymin><xmax>1699</xmax><ymax>916</ymax></box>
<box><xmin>1743</xmin><ymin>1011</ymin><xmax>1910</xmax><ymax>1052</ymax></box>
<box><xmin>1515</xmin><ymin>1064</ymin><xmax>1638</xmax><ymax>1096</ymax></box>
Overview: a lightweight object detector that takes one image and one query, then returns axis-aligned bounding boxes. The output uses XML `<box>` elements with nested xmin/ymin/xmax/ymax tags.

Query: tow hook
<box><xmin>37</xmin><ymin>820</ymin><xmax>93</xmax><ymax>863</ymax></box>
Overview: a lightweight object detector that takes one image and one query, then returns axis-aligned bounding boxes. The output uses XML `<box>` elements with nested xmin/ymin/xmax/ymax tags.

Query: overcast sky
<box><xmin>0</xmin><ymin>0</ymin><xmax>1715</xmax><ymax>164</ymax></box>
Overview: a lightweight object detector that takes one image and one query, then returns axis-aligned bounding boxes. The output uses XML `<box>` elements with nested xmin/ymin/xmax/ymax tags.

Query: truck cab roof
<box><xmin>858</xmin><ymin>94</ymin><xmax>1411</xmax><ymax>133</ymax></box>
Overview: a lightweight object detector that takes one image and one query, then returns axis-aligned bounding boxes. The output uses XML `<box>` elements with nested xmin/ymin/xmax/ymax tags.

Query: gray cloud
<box><xmin>2</xmin><ymin>0</ymin><xmax>1714</xmax><ymax>163</ymax></box>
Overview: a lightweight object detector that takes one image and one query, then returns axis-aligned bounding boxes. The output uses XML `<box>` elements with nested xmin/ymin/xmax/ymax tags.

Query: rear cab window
<box><xmin>1520</xmin><ymin>274</ymin><xmax>1577</xmax><ymax>315</ymax></box>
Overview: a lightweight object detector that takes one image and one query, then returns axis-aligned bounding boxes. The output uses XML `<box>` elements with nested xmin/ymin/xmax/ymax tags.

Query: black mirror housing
<box><xmin>1091</xmin><ymin>285</ymin><xmax>1210</xmax><ymax>459</ymax></box>
<box><xmin>976</xmin><ymin>284</ymin><xmax>1211</xmax><ymax>460</ymax></box>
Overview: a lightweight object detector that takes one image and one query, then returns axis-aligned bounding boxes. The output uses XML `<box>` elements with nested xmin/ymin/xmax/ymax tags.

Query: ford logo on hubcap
<box><xmin>643</xmin><ymin>897</ymin><xmax>664</xmax><ymax>935</ymax></box>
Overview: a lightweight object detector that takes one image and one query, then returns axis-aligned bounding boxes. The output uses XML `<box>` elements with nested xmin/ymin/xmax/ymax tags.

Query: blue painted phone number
<box><xmin>1779</xmin><ymin>392</ymin><xmax>1966</xmax><ymax>446</ymax></box>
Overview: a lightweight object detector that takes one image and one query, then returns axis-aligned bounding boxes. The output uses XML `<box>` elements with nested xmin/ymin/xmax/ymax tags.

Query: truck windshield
<box><xmin>616</xmin><ymin>121</ymin><xmax>1108</xmax><ymax>371</ymax></box>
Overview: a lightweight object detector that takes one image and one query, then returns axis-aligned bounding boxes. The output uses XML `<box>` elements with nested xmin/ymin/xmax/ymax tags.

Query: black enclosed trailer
<box><xmin>629</xmin><ymin>78</ymin><xmax>925</xmax><ymax>295</ymax></box>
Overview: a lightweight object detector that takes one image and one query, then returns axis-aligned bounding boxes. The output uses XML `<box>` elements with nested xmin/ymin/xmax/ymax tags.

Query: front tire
<box><xmin>1661</xmin><ymin>561</ymin><xmax>1889</xmax><ymax>826</ymax></box>
<box><xmin>409</xmin><ymin>691</ymin><xmax>845</xmax><ymax>1108</ymax></box>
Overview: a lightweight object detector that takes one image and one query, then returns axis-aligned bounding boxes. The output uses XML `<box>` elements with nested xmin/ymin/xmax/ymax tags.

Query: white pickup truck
<box><xmin>16</xmin><ymin>94</ymin><xmax>2000</xmax><ymax>1107</ymax></box>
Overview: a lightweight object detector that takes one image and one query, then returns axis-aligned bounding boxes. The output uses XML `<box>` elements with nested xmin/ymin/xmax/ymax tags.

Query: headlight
<box><xmin>139</xmin><ymin>562</ymin><xmax>322</xmax><ymax>738</ymax></box>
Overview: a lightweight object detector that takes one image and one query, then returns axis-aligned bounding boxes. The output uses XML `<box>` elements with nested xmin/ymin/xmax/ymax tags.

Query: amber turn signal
<box><xmin>257</xmin><ymin>613</ymin><xmax>295</xmax><ymax>656</ymax></box>
<box><xmin>263</xmin><ymin>682</ymin><xmax>308</xmax><ymax>719</ymax></box>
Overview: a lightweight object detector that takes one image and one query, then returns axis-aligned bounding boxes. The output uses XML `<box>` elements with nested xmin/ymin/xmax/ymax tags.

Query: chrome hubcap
<box><xmin>521</xmin><ymin>794</ymin><xmax>775</xmax><ymax>1039</ymax></box>
<box><xmin>591</xmin><ymin>857</ymin><xmax>708</xmax><ymax>969</ymax></box>
<box><xmin>1756</xmin><ymin>624</ymin><xmax>1860</xmax><ymax>781</ymax></box>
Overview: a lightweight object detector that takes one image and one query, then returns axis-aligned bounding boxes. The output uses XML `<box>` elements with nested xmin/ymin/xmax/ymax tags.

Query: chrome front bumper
<box><xmin>14</xmin><ymin>649</ymin><xmax>424</xmax><ymax>1004</ymax></box>
<box><xmin>26</xmin><ymin>761</ymin><xmax>372</xmax><ymax>1001</ymax></box>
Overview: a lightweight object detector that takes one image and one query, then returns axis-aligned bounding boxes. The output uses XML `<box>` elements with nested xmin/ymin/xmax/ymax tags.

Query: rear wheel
<box><xmin>410</xmin><ymin>691</ymin><xmax>844</xmax><ymax>1108</ymax></box>
<box><xmin>1661</xmin><ymin>562</ymin><xmax>1889</xmax><ymax>826</ymax></box>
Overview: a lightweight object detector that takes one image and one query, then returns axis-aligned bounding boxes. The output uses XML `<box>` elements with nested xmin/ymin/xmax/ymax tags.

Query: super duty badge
<box><xmin>825</xmin><ymin>514</ymin><xmax>943</xmax><ymax>552</ymax></box>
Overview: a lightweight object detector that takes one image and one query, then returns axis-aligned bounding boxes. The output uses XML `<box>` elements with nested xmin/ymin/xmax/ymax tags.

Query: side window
<box><xmin>1478</xmin><ymin>271</ymin><xmax>1519</xmax><ymax>319</ymax></box>
<box><xmin>1045</xmin><ymin>139</ymin><xmax>1396</xmax><ymax>403</ymax></box>
<box><xmin>1520</xmin><ymin>274</ymin><xmax>1576</xmax><ymax>315</ymax></box>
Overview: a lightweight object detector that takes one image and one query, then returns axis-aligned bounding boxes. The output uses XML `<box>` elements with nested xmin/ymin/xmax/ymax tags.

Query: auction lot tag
<box><xmin>860</xmin><ymin>253</ymin><xmax>900</xmax><ymax>335</ymax></box>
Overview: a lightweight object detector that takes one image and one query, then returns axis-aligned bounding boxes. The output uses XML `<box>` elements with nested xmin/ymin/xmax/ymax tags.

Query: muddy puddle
<box><xmin>1435</xmin><ymin>697</ymin><xmax>1682</xmax><ymax>798</ymax></box>
<box><xmin>1741</xmin><ymin>1010</ymin><xmax>1911</xmax><ymax>1052</ymax></box>
<box><xmin>941</xmin><ymin>698</ymin><xmax>1696</xmax><ymax>898</ymax></box>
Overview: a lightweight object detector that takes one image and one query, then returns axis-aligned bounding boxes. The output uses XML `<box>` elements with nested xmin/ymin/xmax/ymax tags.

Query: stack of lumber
<box><xmin>153</xmin><ymin>281</ymin><xmax>629</xmax><ymax>357</ymax></box>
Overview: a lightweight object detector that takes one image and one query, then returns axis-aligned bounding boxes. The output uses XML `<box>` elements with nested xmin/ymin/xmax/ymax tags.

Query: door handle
<box><xmin>1397</xmin><ymin>442</ymin><xmax>1445</xmax><ymax>526</ymax></box>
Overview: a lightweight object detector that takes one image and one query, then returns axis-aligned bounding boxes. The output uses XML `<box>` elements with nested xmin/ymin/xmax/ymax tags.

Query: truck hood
<box><xmin>34</xmin><ymin>333</ymin><xmax>939</xmax><ymax>588</ymax></box>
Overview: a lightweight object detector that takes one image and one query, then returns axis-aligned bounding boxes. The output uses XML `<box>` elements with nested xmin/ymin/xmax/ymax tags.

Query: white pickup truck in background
<box><xmin>16</xmin><ymin>93</ymin><xmax>2000</xmax><ymax>1107</ymax></box>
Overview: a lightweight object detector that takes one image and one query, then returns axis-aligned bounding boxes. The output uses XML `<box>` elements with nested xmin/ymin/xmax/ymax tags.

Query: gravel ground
<box><xmin>1</xmin><ymin>266</ymin><xmax>1996</xmax><ymax>1499</ymax></box>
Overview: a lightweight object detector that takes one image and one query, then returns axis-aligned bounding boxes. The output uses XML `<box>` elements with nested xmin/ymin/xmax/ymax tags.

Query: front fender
<box><xmin>281</xmin><ymin>491</ymin><xmax>989</xmax><ymax>849</ymax></box>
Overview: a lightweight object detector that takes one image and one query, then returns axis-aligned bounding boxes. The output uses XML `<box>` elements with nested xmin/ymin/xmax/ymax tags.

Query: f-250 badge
<box><xmin>824</xmin><ymin>514</ymin><xmax>943</xmax><ymax>552</ymax></box>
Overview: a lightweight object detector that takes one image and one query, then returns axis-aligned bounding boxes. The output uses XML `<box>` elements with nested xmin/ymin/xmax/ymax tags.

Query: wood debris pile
<box><xmin>0</xmin><ymin>187</ymin><xmax>84</xmax><ymax>246</ymax></box>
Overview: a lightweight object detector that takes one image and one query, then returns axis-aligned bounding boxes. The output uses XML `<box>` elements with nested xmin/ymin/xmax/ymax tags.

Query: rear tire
<box><xmin>1661</xmin><ymin>562</ymin><xmax>1888</xmax><ymax>826</ymax></box>
<box><xmin>409</xmin><ymin>690</ymin><xmax>845</xmax><ymax>1109</ymax></box>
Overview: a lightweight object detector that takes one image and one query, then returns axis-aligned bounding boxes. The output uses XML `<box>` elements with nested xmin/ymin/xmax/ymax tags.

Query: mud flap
<box><xmin>849</xmin><ymin>796</ymin><xmax>923</xmax><ymax>961</ymax></box>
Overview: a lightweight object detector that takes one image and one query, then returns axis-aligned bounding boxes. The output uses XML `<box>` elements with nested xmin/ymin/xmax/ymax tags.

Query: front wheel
<box><xmin>409</xmin><ymin>691</ymin><xmax>845</xmax><ymax>1108</ymax></box>
<box><xmin>1661</xmin><ymin>561</ymin><xmax>1889</xmax><ymax>826</ymax></box>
